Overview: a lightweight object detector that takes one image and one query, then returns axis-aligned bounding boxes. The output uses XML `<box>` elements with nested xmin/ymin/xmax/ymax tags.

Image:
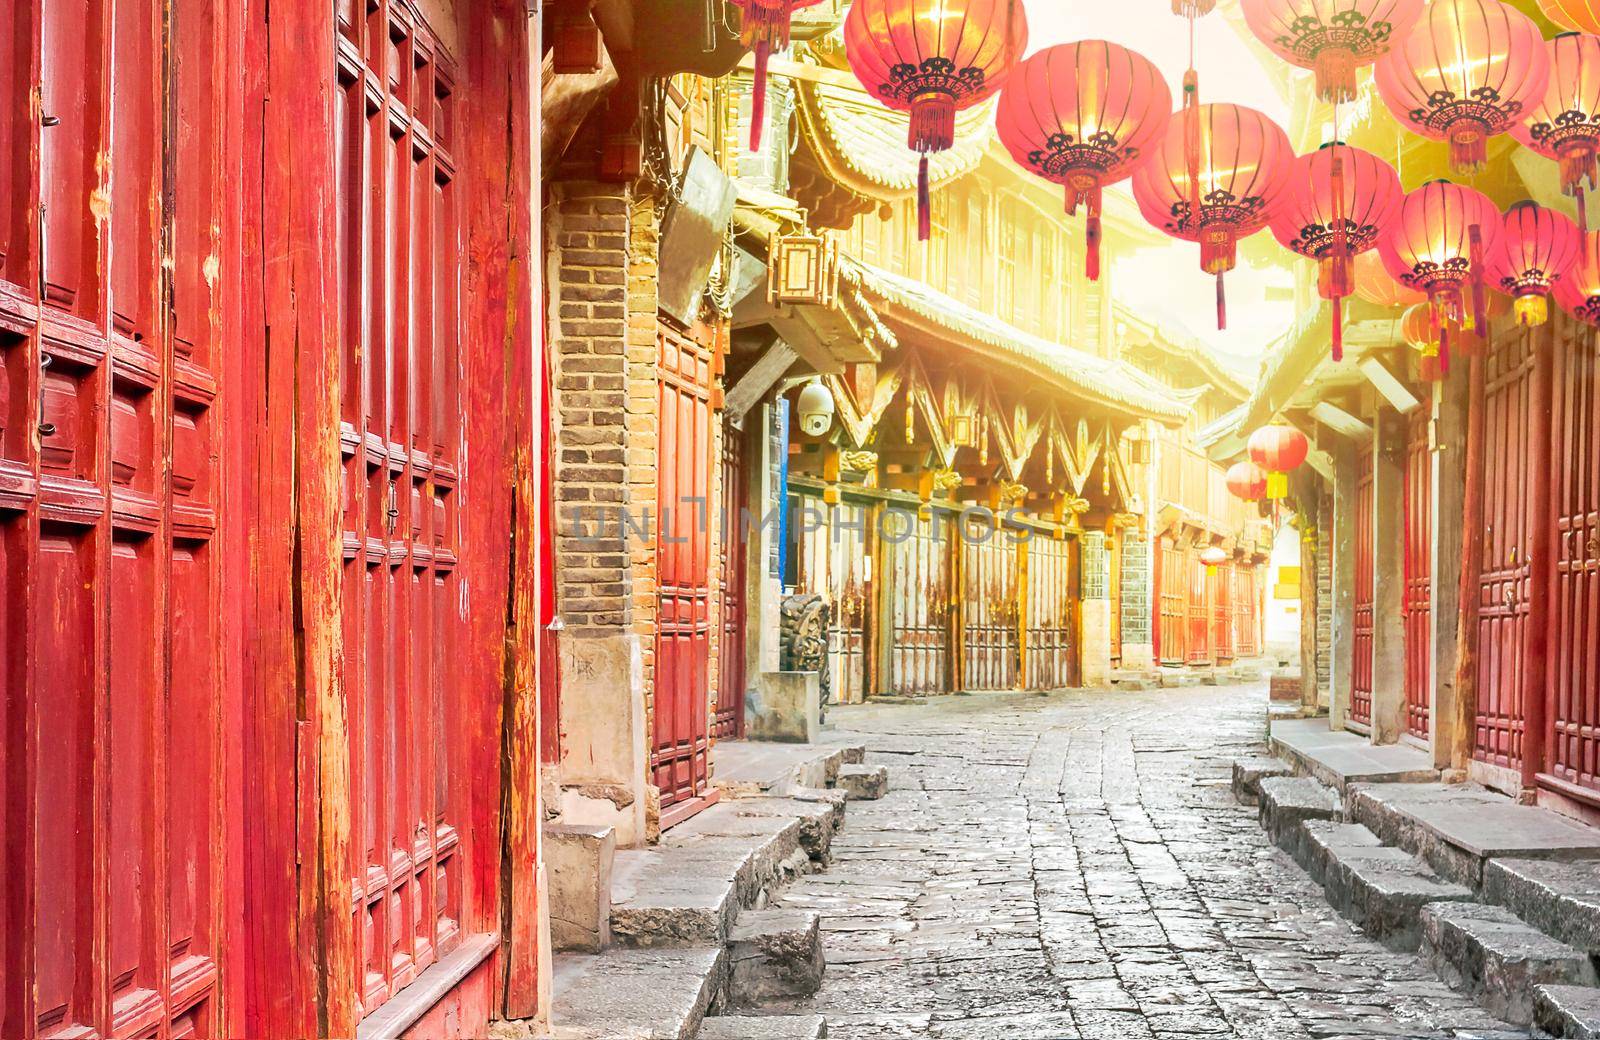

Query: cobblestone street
<box><xmin>773</xmin><ymin>684</ymin><xmax>1526</xmax><ymax>1040</ymax></box>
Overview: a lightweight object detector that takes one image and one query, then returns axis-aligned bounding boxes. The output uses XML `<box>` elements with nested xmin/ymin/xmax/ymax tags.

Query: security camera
<box><xmin>797</xmin><ymin>380</ymin><xmax>835</xmax><ymax>437</ymax></box>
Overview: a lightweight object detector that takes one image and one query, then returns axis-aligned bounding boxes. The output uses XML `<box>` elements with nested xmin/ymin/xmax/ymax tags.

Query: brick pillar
<box><xmin>1370</xmin><ymin>411</ymin><xmax>1408</xmax><ymax>744</ymax></box>
<box><xmin>547</xmin><ymin>179</ymin><xmax>650</xmax><ymax>847</ymax></box>
<box><xmin>1316</xmin><ymin>483</ymin><xmax>1334</xmax><ymax>707</ymax></box>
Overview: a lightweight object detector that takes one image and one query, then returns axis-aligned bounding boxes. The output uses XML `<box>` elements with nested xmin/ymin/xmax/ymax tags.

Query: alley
<box><xmin>775</xmin><ymin>684</ymin><xmax>1522</xmax><ymax>1040</ymax></box>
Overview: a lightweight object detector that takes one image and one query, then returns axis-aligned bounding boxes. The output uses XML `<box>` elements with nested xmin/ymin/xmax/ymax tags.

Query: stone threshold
<box><xmin>1268</xmin><ymin>715</ymin><xmax>1438</xmax><ymax>792</ymax></box>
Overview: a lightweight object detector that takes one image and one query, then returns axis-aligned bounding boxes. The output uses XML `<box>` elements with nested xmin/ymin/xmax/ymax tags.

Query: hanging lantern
<box><xmin>1226</xmin><ymin>461</ymin><xmax>1268</xmax><ymax>502</ymax></box>
<box><xmin>844</xmin><ymin>0</ymin><xmax>1028</xmax><ymax>242</ymax></box>
<box><xmin>1241</xmin><ymin>0</ymin><xmax>1425</xmax><ymax>104</ymax></box>
<box><xmin>1248</xmin><ymin>424</ymin><xmax>1310</xmax><ymax>500</ymax></box>
<box><xmin>996</xmin><ymin>41</ymin><xmax>1172</xmax><ymax>282</ymax></box>
<box><xmin>1269</xmin><ymin>142</ymin><xmax>1403</xmax><ymax>362</ymax></box>
<box><xmin>1484</xmin><ymin>201</ymin><xmax>1582</xmax><ymax>327</ymax></box>
<box><xmin>1374</xmin><ymin>0</ymin><xmax>1549</xmax><ymax>175</ymax></box>
<box><xmin>1200</xmin><ymin>545</ymin><xmax>1229</xmax><ymax>576</ymax></box>
<box><xmin>738</xmin><ymin>0</ymin><xmax>828</xmax><ymax>152</ymax></box>
<box><xmin>1400</xmin><ymin>302</ymin><xmax>1445</xmax><ymax>381</ymax></box>
<box><xmin>1555</xmin><ymin>229</ymin><xmax>1600</xmax><ymax>325</ymax></box>
<box><xmin>1512</xmin><ymin>34</ymin><xmax>1600</xmax><ymax>231</ymax></box>
<box><xmin>1378</xmin><ymin>179</ymin><xmax>1502</xmax><ymax>373</ymax></box>
<box><xmin>1174</xmin><ymin>0</ymin><xmax>1216</xmax><ymax>14</ymax></box>
<box><xmin>1539</xmin><ymin>0</ymin><xmax>1600</xmax><ymax>34</ymax></box>
<box><xmin>1133</xmin><ymin>103</ymin><xmax>1294</xmax><ymax>330</ymax></box>
<box><xmin>1353</xmin><ymin>248</ymin><xmax>1427</xmax><ymax>307</ymax></box>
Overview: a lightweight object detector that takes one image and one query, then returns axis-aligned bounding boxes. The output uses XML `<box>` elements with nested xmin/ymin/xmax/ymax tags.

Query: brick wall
<box><xmin>625</xmin><ymin>193</ymin><xmax>662</xmax><ymax>724</ymax></box>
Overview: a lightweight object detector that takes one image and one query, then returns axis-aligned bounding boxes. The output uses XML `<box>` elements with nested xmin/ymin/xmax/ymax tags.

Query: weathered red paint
<box><xmin>1211</xmin><ymin>562</ymin><xmax>1235</xmax><ymax>665</ymax></box>
<box><xmin>1186</xmin><ymin>551</ymin><xmax>1210</xmax><ymax>666</ymax></box>
<box><xmin>1157</xmin><ymin>537</ymin><xmax>1185</xmax><ymax>666</ymax></box>
<box><xmin>1404</xmin><ymin>410</ymin><xmax>1433</xmax><ymax>740</ymax></box>
<box><xmin>1352</xmin><ymin>449</ymin><xmax>1375</xmax><ymax>728</ymax></box>
<box><xmin>1232</xmin><ymin>564</ymin><xmax>1260</xmax><ymax>658</ymax></box>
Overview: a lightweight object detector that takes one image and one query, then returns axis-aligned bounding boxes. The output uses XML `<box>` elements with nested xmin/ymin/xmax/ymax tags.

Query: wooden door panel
<box><xmin>715</xmin><ymin>423</ymin><xmax>746</xmax><ymax>738</ymax></box>
<box><xmin>1353</xmin><ymin>453</ymin><xmax>1375</xmax><ymax>727</ymax></box>
<box><xmin>1211</xmin><ymin>563</ymin><xmax>1233</xmax><ymax>665</ymax></box>
<box><xmin>962</xmin><ymin>518</ymin><xmax>1019</xmax><ymax>691</ymax></box>
<box><xmin>1550</xmin><ymin>327</ymin><xmax>1600</xmax><ymax>792</ymax></box>
<box><xmin>889</xmin><ymin>509</ymin><xmax>950</xmax><ymax>697</ymax></box>
<box><xmin>1186</xmin><ymin>551</ymin><xmax>1209</xmax><ymax>666</ymax></box>
<box><xmin>1158</xmin><ymin>539</ymin><xmax>1184</xmax><ymax>666</ymax></box>
<box><xmin>40</xmin><ymin>0</ymin><xmax>105</xmax><ymax>317</ymax></box>
<box><xmin>1025</xmin><ymin>533</ymin><xmax>1079</xmax><ymax>690</ymax></box>
<box><xmin>1404</xmin><ymin>412</ymin><xmax>1432</xmax><ymax>739</ymax></box>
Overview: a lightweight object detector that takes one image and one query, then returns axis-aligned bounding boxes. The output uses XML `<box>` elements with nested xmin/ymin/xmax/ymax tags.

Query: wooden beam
<box><xmin>1357</xmin><ymin>356</ymin><xmax>1423</xmax><ymax>415</ymax></box>
<box><xmin>1521</xmin><ymin>320</ymin><xmax>1556</xmax><ymax>794</ymax></box>
<box><xmin>724</xmin><ymin>336</ymin><xmax>796</xmax><ymax>425</ymax></box>
<box><xmin>1310</xmin><ymin>401</ymin><xmax>1374</xmax><ymax>440</ymax></box>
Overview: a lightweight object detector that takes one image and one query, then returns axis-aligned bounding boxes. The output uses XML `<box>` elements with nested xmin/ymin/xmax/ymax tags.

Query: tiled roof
<box><xmin>853</xmin><ymin>263</ymin><xmax>1192</xmax><ymax>422</ymax></box>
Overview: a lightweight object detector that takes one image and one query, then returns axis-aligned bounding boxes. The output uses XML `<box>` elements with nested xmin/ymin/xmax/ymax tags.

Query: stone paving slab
<box><xmin>1347</xmin><ymin>782</ymin><xmax>1600</xmax><ymax>888</ymax></box>
<box><xmin>1269</xmin><ymin>717</ymin><xmax>1439</xmax><ymax>791</ymax></box>
<box><xmin>548</xmin><ymin>947</ymin><xmax>725</xmax><ymax>1039</ymax></box>
<box><xmin>1534</xmin><ymin>983</ymin><xmax>1600</xmax><ymax>1039</ymax></box>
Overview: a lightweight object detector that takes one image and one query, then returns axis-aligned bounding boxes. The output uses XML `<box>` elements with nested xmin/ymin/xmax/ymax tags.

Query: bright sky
<box><xmin>1017</xmin><ymin>0</ymin><xmax>1301</xmax><ymax>364</ymax></box>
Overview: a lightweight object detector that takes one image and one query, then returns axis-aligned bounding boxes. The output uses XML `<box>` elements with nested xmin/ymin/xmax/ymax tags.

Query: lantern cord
<box><xmin>917</xmin><ymin>155</ymin><xmax>931</xmax><ymax>242</ymax></box>
<box><xmin>750</xmin><ymin>42</ymin><xmax>769</xmax><ymax>152</ymax></box>
<box><xmin>1182</xmin><ymin>12</ymin><xmax>1201</xmax><ymax>217</ymax></box>
<box><xmin>1216</xmin><ymin>270</ymin><xmax>1227</xmax><ymax>330</ymax></box>
<box><xmin>1581</xmin><ymin>190</ymin><xmax>1589</xmax><ymax>235</ymax></box>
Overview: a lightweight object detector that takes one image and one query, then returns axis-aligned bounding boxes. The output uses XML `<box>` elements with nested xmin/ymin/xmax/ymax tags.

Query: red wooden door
<box><xmin>962</xmin><ymin>516</ymin><xmax>1021</xmax><ymax>690</ymax></box>
<box><xmin>3</xmin><ymin>2</ymin><xmax>225</xmax><ymax>1035</ymax></box>
<box><xmin>1233</xmin><ymin>565</ymin><xmax>1259</xmax><ymax>658</ymax></box>
<box><xmin>655</xmin><ymin>323</ymin><xmax>714</xmax><ymax>808</ymax></box>
<box><xmin>334</xmin><ymin>12</ymin><xmax>465</xmax><ymax>1017</ymax></box>
<box><xmin>1186</xmin><ymin>551</ymin><xmax>1210</xmax><ymax>666</ymax></box>
<box><xmin>1548</xmin><ymin>325</ymin><xmax>1600</xmax><ymax>794</ymax></box>
<box><xmin>1476</xmin><ymin>337</ymin><xmax>1536</xmax><ymax>771</ymax></box>
<box><xmin>715</xmin><ymin>421</ymin><xmax>747</xmax><ymax>739</ymax></box>
<box><xmin>1404</xmin><ymin>411</ymin><xmax>1433</xmax><ymax>740</ymax></box>
<box><xmin>1158</xmin><ymin>537</ymin><xmax>1185</xmax><ymax>665</ymax></box>
<box><xmin>1352</xmin><ymin>450</ymin><xmax>1375</xmax><ymax>727</ymax></box>
<box><xmin>889</xmin><ymin>508</ymin><xmax>952</xmax><ymax>696</ymax></box>
<box><xmin>1212</xmin><ymin>562</ymin><xmax>1234</xmax><ymax>664</ymax></box>
<box><xmin>1024</xmin><ymin>532</ymin><xmax>1081</xmax><ymax>690</ymax></box>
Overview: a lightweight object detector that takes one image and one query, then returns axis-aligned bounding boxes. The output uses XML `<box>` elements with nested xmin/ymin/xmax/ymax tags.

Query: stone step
<box><xmin>1257</xmin><ymin>775</ymin><xmax>1341</xmax><ymax>857</ymax></box>
<box><xmin>835</xmin><ymin>763</ymin><xmax>888</xmax><ymax>801</ymax></box>
<box><xmin>726</xmin><ymin>795</ymin><xmax>843</xmax><ymax>866</ymax></box>
<box><xmin>1231</xmin><ymin>755</ymin><xmax>1292</xmax><ymax>807</ymax></box>
<box><xmin>1296</xmin><ymin>819</ymin><xmax>1472</xmax><ymax>951</ymax></box>
<box><xmin>545</xmin><ymin>823</ymin><xmax>616</xmax><ymax>953</ymax></box>
<box><xmin>725</xmin><ymin>909</ymin><xmax>825</xmax><ymax>1007</ymax></box>
<box><xmin>1420</xmin><ymin>902</ymin><xmax>1598</xmax><ymax>1027</ymax></box>
<box><xmin>550</xmin><ymin>947</ymin><xmax>726</xmax><ymax>1039</ymax></box>
<box><xmin>611</xmin><ymin>807</ymin><xmax>805</xmax><ymax>948</ymax></box>
<box><xmin>697</xmin><ymin>1014</ymin><xmax>828</xmax><ymax>1039</ymax></box>
<box><xmin>1483</xmin><ymin>857</ymin><xmax>1600</xmax><ymax>955</ymax></box>
<box><xmin>1535</xmin><ymin>983</ymin><xmax>1600</xmax><ymax>1038</ymax></box>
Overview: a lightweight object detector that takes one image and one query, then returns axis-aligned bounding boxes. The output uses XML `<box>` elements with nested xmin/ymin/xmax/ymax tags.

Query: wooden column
<box><xmin>1430</xmin><ymin>361</ymin><xmax>1468</xmax><ymax>770</ymax></box>
<box><xmin>1329</xmin><ymin>442</ymin><xmax>1359</xmax><ymax>732</ymax></box>
<box><xmin>1447</xmin><ymin>353</ymin><xmax>1489</xmax><ymax>775</ymax></box>
<box><xmin>1370</xmin><ymin>410</ymin><xmax>1409</xmax><ymax>743</ymax></box>
<box><xmin>1521</xmin><ymin>320</ymin><xmax>1557</xmax><ymax>793</ymax></box>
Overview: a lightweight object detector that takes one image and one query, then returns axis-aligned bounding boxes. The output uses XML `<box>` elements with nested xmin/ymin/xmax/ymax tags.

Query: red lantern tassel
<box><xmin>1469</xmin><ymin>223</ymin><xmax>1489</xmax><ymax>336</ymax></box>
<box><xmin>1066</xmin><ymin>178</ymin><xmax>1104</xmax><ymax>282</ymax></box>
<box><xmin>917</xmin><ymin>155</ymin><xmax>931</xmax><ymax>242</ymax></box>
<box><xmin>1216</xmin><ymin>270</ymin><xmax>1227</xmax><ymax>330</ymax></box>
<box><xmin>750</xmin><ymin>41</ymin><xmax>769</xmax><ymax>152</ymax></box>
<box><xmin>1331</xmin><ymin>297</ymin><xmax>1343</xmax><ymax>363</ymax></box>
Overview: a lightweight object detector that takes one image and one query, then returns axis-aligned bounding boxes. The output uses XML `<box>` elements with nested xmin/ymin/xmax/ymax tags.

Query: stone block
<box><xmin>548</xmin><ymin>946</ymin><xmax>727</xmax><ymax>1040</ymax></box>
<box><xmin>1421</xmin><ymin>902</ymin><xmax>1597</xmax><ymax>1026</ymax></box>
<box><xmin>1534</xmin><ymin>984</ymin><xmax>1600</xmax><ymax>1039</ymax></box>
<box><xmin>838</xmin><ymin>745</ymin><xmax>866</xmax><ymax>766</ymax></box>
<box><xmin>1231</xmin><ymin>755</ymin><xmax>1292</xmax><ymax>806</ymax></box>
<box><xmin>1257</xmin><ymin>776</ymin><xmax>1340</xmax><ymax>857</ymax></box>
<box><xmin>836</xmin><ymin>764</ymin><xmax>888</xmax><ymax>801</ymax></box>
<box><xmin>746</xmin><ymin>671</ymin><xmax>821</xmax><ymax>744</ymax></box>
<box><xmin>544</xmin><ymin>822</ymin><xmax>615</xmax><ymax>952</ymax></box>
<box><xmin>1483</xmin><ymin>857</ymin><xmax>1600</xmax><ymax>955</ymax></box>
<box><xmin>726</xmin><ymin>910</ymin><xmax>825</xmax><ymax>1006</ymax></box>
<box><xmin>698</xmin><ymin>1015</ymin><xmax>828</xmax><ymax>1039</ymax></box>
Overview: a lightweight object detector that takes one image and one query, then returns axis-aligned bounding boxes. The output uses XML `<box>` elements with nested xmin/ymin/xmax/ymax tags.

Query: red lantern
<box><xmin>844</xmin><ymin>0</ymin><xmax>1027</xmax><ymax>242</ymax></box>
<box><xmin>1513</xmin><ymin>34</ymin><xmax>1600</xmax><ymax>231</ymax></box>
<box><xmin>739</xmin><ymin>0</ymin><xmax>828</xmax><ymax>151</ymax></box>
<box><xmin>1374</xmin><ymin>0</ymin><xmax>1549</xmax><ymax>175</ymax></box>
<box><xmin>997</xmin><ymin>42</ymin><xmax>1172</xmax><ymax>282</ymax></box>
<box><xmin>1249</xmin><ymin>425</ymin><xmax>1309</xmax><ymax>500</ymax></box>
<box><xmin>1133</xmin><ymin>103</ymin><xmax>1294</xmax><ymax>330</ymax></box>
<box><xmin>1269</xmin><ymin>143</ymin><xmax>1403</xmax><ymax>361</ymax></box>
<box><xmin>1555</xmin><ymin>229</ymin><xmax>1600</xmax><ymax>326</ymax></box>
<box><xmin>1353</xmin><ymin>248</ymin><xmax>1427</xmax><ymax>307</ymax></box>
<box><xmin>1484</xmin><ymin>201</ymin><xmax>1582</xmax><ymax>328</ymax></box>
<box><xmin>1200</xmin><ymin>545</ymin><xmax>1229</xmax><ymax>576</ymax></box>
<box><xmin>1241</xmin><ymin>0</ymin><xmax>1425</xmax><ymax>104</ymax></box>
<box><xmin>1539</xmin><ymin>0</ymin><xmax>1600</xmax><ymax>33</ymax></box>
<box><xmin>1378</xmin><ymin>179</ymin><xmax>1502</xmax><ymax>373</ymax></box>
<box><xmin>1226</xmin><ymin>461</ymin><xmax>1268</xmax><ymax>502</ymax></box>
<box><xmin>1399</xmin><ymin>301</ymin><xmax>1445</xmax><ymax>381</ymax></box>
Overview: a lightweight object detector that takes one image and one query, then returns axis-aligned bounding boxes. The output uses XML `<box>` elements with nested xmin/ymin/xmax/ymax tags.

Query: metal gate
<box><xmin>794</xmin><ymin>494</ymin><xmax>872</xmax><ymax>704</ymax></box>
<box><xmin>887</xmin><ymin>507</ymin><xmax>952</xmax><ymax>696</ymax></box>
<box><xmin>654</xmin><ymin>323</ymin><xmax>714</xmax><ymax>809</ymax></box>
<box><xmin>715</xmin><ymin>422</ymin><xmax>747</xmax><ymax>739</ymax></box>
<box><xmin>1548</xmin><ymin>325</ymin><xmax>1600</xmax><ymax>794</ymax></box>
<box><xmin>1352</xmin><ymin>450</ymin><xmax>1375</xmax><ymax>728</ymax></box>
<box><xmin>1211</xmin><ymin>562</ymin><xmax>1235</xmax><ymax>665</ymax></box>
<box><xmin>1186</xmin><ymin>551</ymin><xmax>1210</xmax><ymax>666</ymax></box>
<box><xmin>961</xmin><ymin>514</ymin><xmax>1021</xmax><ymax>690</ymax></box>
<box><xmin>1404</xmin><ymin>410</ymin><xmax>1433</xmax><ymax>740</ymax></box>
<box><xmin>1025</xmin><ymin>532</ymin><xmax>1081</xmax><ymax>690</ymax></box>
<box><xmin>1158</xmin><ymin>537</ymin><xmax>1186</xmax><ymax>665</ymax></box>
<box><xmin>1476</xmin><ymin>336</ymin><xmax>1536</xmax><ymax>772</ymax></box>
<box><xmin>2</xmin><ymin>3</ymin><xmax>227</xmax><ymax>1035</ymax></box>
